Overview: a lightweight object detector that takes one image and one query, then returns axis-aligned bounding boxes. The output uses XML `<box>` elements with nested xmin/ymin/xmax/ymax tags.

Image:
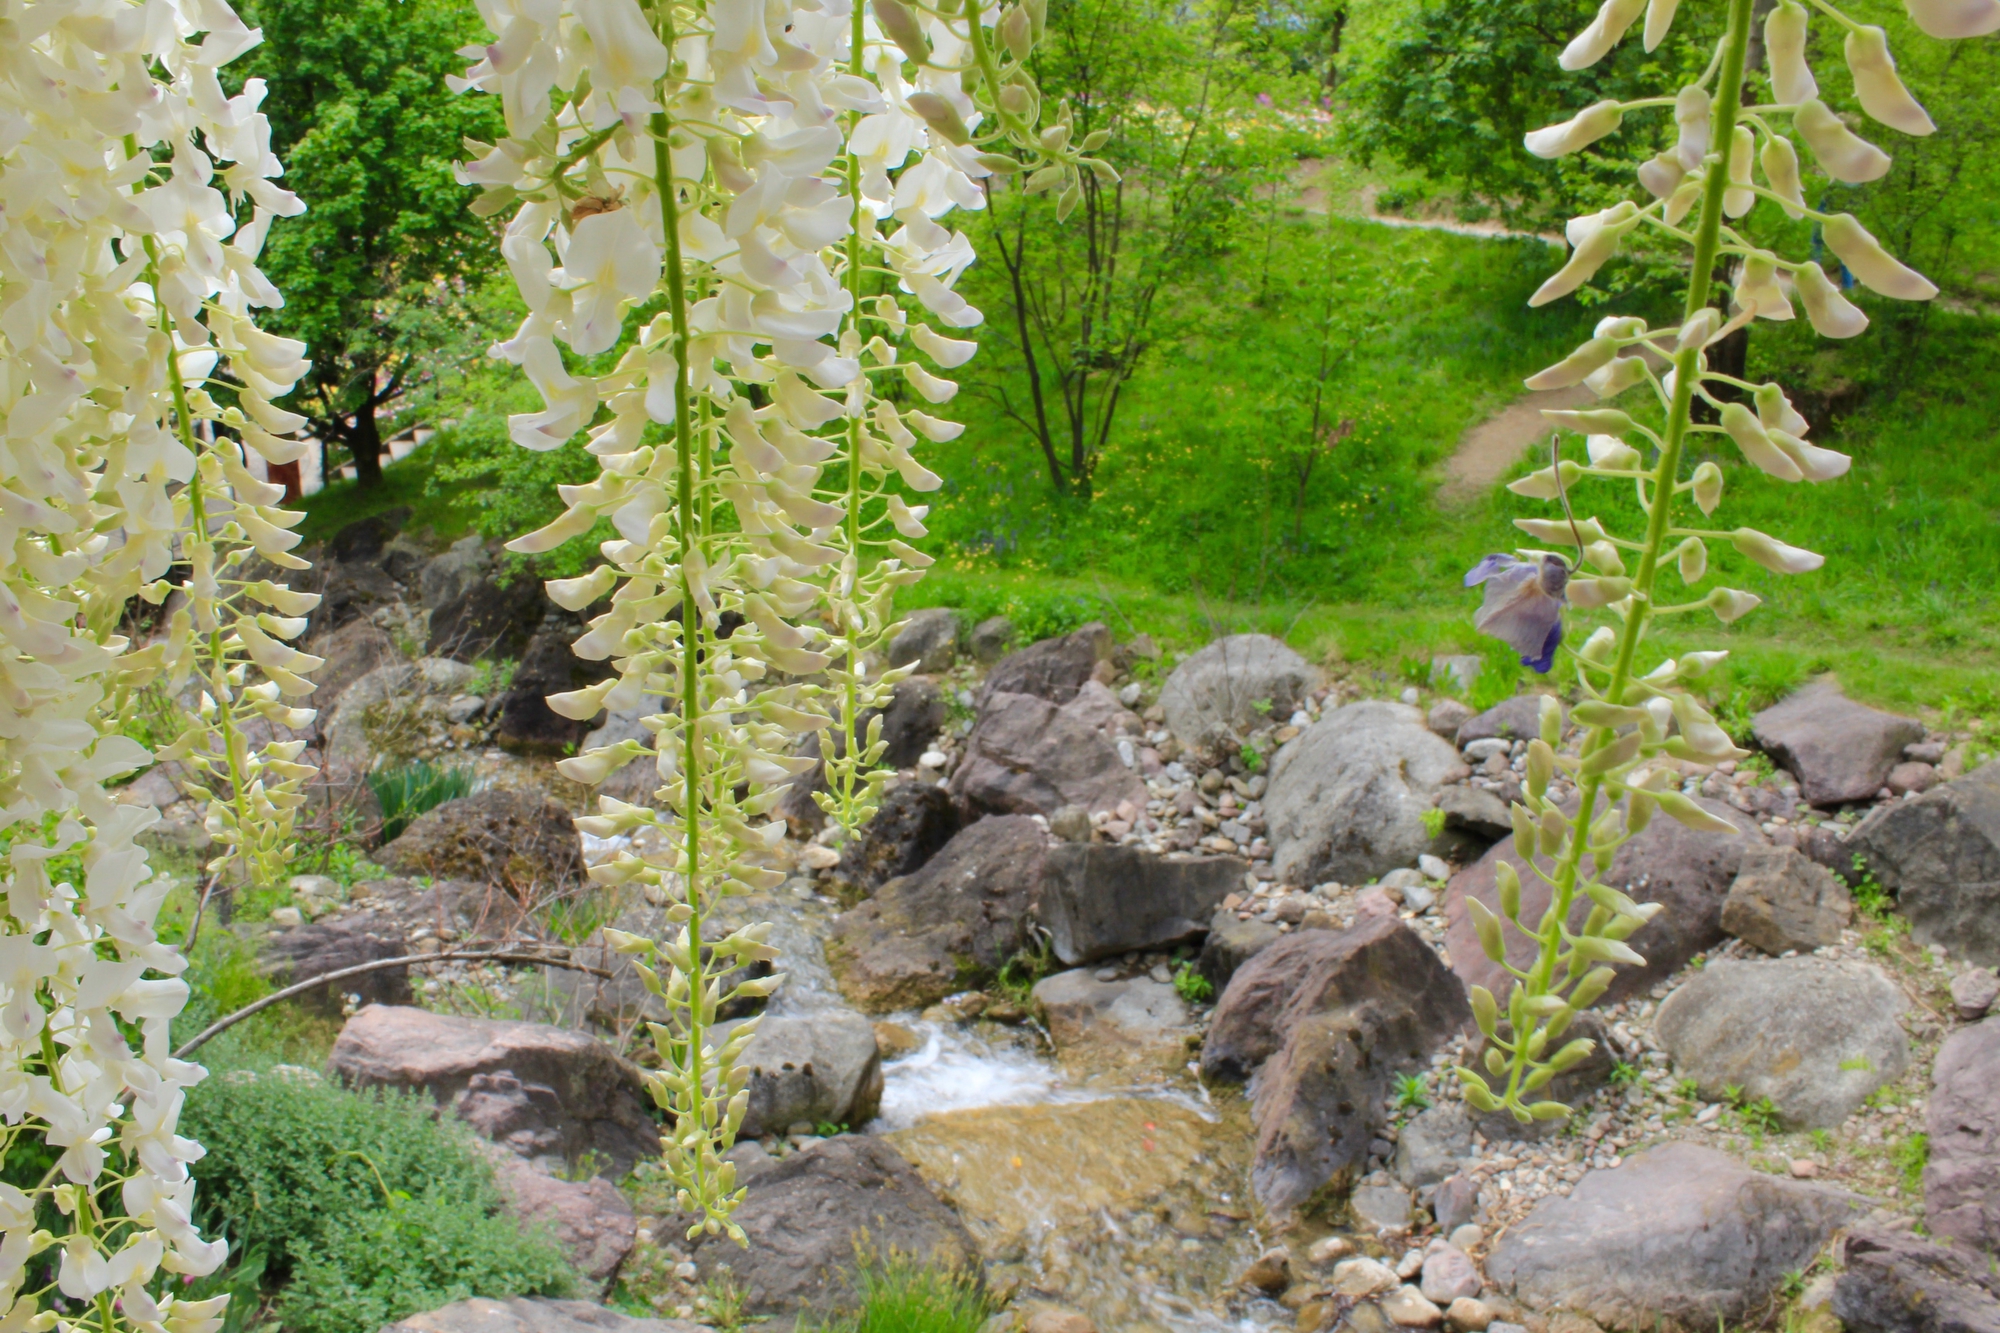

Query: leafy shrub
<box><xmin>1173</xmin><ymin>963</ymin><xmax>1214</xmax><ymax>1004</ymax></box>
<box><xmin>369</xmin><ymin>761</ymin><xmax>477</xmax><ymax>841</ymax></box>
<box><xmin>182</xmin><ymin>1066</ymin><xmax>569</xmax><ymax>1333</ymax></box>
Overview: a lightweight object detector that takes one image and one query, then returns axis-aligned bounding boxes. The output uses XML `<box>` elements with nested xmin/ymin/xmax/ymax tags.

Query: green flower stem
<box><xmin>833</xmin><ymin>0</ymin><xmax>868</xmax><ymax>830</ymax></box>
<box><xmin>649</xmin><ymin>11</ymin><xmax>713</xmax><ymax>1215</ymax></box>
<box><xmin>1505</xmin><ymin>0</ymin><xmax>1756</xmax><ymax>1108</ymax></box>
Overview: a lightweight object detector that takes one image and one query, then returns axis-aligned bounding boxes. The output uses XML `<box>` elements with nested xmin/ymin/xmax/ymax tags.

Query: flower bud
<box><xmin>1722</xmin><ymin>402</ymin><xmax>1805</xmax><ymax>481</ymax></box>
<box><xmin>1524</xmin><ymin>100</ymin><xmax>1624</xmax><ymax>159</ymax></box>
<box><xmin>1587</xmin><ymin>434</ymin><xmax>1641</xmax><ymax>469</ymax></box>
<box><xmin>1673</xmin><ymin>85</ymin><xmax>1711</xmax><ymax>171</ymax></box>
<box><xmin>1733</xmin><ymin>254</ymin><xmax>1793</xmax><ymax>321</ymax></box>
<box><xmin>1469</xmin><ymin>897</ymin><xmax>1507</xmax><ymax>964</ymax></box>
<box><xmin>1524</xmin><ymin>744</ymin><xmax>1554</xmax><ymax>802</ymax></box>
<box><xmin>1568</xmin><ymin>576</ymin><xmax>1634</xmax><ymax>607</ymax></box>
<box><xmin>1530</xmin><ymin>203</ymin><xmax>1639</xmax><ymax>307</ymax></box>
<box><xmin>1539</xmin><ymin>806</ymin><xmax>1568</xmax><ymax>856</ymax></box>
<box><xmin>1770</xmin><ymin>430</ymin><xmax>1851</xmax><ymax>482</ymax></box>
<box><xmin>1706</xmin><ymin>587</ymin><xmax>1764</xmax><ymax>622</ymax></box>
<box><xmin>1677</xmin><ymin>307</ymin><xmax>1721</xmax><ymax>350</ymax></box>
<box><xmin>1580</xmin><ymin>627</ymin><xmax>1617</xmax><ymax>664</ymax></box>
<box><xmin>1561</xmin><ymin>0</ymin><xmax>1648</xmax><ymax>70</ymax></box>
<box><xmin>1645</xmin><ymin>0</ymin><xmax>1681</xmax><ymax>47</ymax></box>
<box><xmin>1794</xmin><ymin>99</ymin><xmax>1891</xmax><ymax>183</ymax></box>
<box><xmin>1766</xmin><ymin>1</ymin><xmax>1818</xmax><ymax>104</ymax></box>
<box><xmin>1760</xmin><ymin>135</ymin><xmax>1807</xmax><ymax>219</ymax></box>
<box><xmin>1732</xmin><ymin>527</ymin><xmax>1824</xmax><ymax>574</ymax></box>
<box><xmin>1793</xmin><ymin>261</ymin><xmax>1869</xmax><ymax>339</ymax></box>
<box><xmin>1754</xmin><ymin>382</ymin><xmax>1811</xmax><ymax>436</ymax></box>
<box><xmin>905</xmin><ymin>92</ymin><xmax>971</xmax><ymax>145</ymax></box>
<box><xmin>1471</xmin><ymin>984</ymin><xmax>1500</xmax><ymax>1037</ymax></box>
<box><xmin>999</xmin><ymin>83</ymin><xmax>1034</xmax><ymax>116</ymax></box>
<box><xmin>1676</xmin><ymin>536</ymin><xmax>1707</xmax><ymax>584</ymax></box>
<box><xmin>1637</xmin><ymin>151</ymin><xmax>1685</xmax><ymax>200</ymax></box>
<box><xmin>1665</xmin><ymin>177</ymin><xmax>1702</xmax><ymax>226</ymax></box>
<box><xmin>1902</xmin><ymin>0</ymin><xmax>2000</xmax><ymax>38</ymax></box>
<box><xmin>1844</xmin><ymin>25</ymin><xmax>1934</xmax><ymax>135</ymax></box>
<box><xmin>999</xmin><ymin>4</ymin><xmax>1034</xmax><ymax>59</ymax></box>
<box><xmin>1516</xmin><ymin>515</ymin><xmax>1609</xmax><ymax>545</ymax></box>
<box><xmin>1541</xmin><ymin>695</ymin><xmax>1565</xmax><ymax>747</ymax></box>
<box><xmin>1508</xmin><ymin>460</ymin><xmax>1584</xmax><ymax>499</ymax></box>
<box><xmin>1543</xmin><ymin>407</ymin><xmax>1636</xmax><ymax>435</ymax></box>
<box><xmin>1690</xmin><ymin>461</ymin><xmax>1723</xmax><ymax>515</ymax></box>
<box><xmin>1525</xmin><ymin>336</ymin><xmax>1618</xmax><ymax>390</ymax></box>
<box><xmin>1585</xmin><ymin>355</ymin><xmax>1648</xmax><ymax>399</ymax></box>
<box><xmin>1512</xmin><ymin>802</ymin><xmax>1538</xmax><ymax>861</ymax></box>
<box><xmin>874</xmin><ymin>0</ymin><xmax>932</xmax><ymax>64</ymax></box>
<box><xmin>1823</xmin><ymin>213</ymin><xmax>1937</xmax><ymax>300</ymax></box>
<box><xmin>1584</xmin><ymin>541</ymin><xmax>1626</xmax><ymax>575</ymax></box>
<box><xmin>1724</xmin><ymin>126</ymin><xmax>1756</xmax><ymax>217</ymax></box>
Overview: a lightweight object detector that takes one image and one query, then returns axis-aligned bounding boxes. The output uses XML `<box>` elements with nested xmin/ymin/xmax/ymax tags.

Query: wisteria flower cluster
<box><xmin>452</xmin><ymin>0</ymin><xmax>1086</xmax><ymax>1236</ymax></box>
<box><xmin>0</xmin><ymin>0</ymin><xmax>323</xmax><ymax>1324</ymax></box>
<box><xmin>1458</xmin><ymin>0</ymin><xmax>1982</xmax><ymax>1123</ymax></box>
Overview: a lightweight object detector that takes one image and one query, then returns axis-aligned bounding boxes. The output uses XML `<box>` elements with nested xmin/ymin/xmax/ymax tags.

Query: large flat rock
<box><xmin>1655</xmin><ymin>957</ymin><xmax>1908</xmax><ymax>1129</ymax></box>
<box><xmin>1263</xmin><ymin>702</ymin><xmax>1467</xmax><ymax>888</ymax></box>
<box><xmin>1487</xmin><ymin>1142</ymin><xmax>1866</xmax><ymax>1330</ymax></box>
<box><xmin>1159</xmin><ymin>634</ymin><xmax>1320</xmax><ymax>751</ymax></box>
<box><xmin>948</xmin><ymin>691</ymin><xmax>1146</xmax><ymax>819</ymax></box>
<box><xmin>1752</xmin><ymin>682</ymin><xmax>1924</xmax><ymax>806</ymax></box>
<box><xmin>1036</xmin><ymin>842</ymin><xmax>1245</xmax><ymax>965</ymax></box>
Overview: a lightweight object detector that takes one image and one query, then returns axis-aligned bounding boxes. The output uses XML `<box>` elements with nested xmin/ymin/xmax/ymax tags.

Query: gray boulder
<box><xmin>976</xmin><ymin>623</ymin><xmax>1110</xmax><ymax>708</ymax></box>
<box><xmin>1036</xmin><ymin>842</ymin><xmax>1245</xmax><ymax>965</ymax></box>
<box><xmin>1655</xmin><ymin>957</ymin><xmax>1908</xmax><ymax>1129</ymax></box>
<box><xmin>375</xmin><ymin>789</ymin><xmax>583</xmax><ymax>889</ymax></box>
<box><xmin>1445</xmin><ymin>796</ymin><xmax>1762</xmax><ymax>1005</ymax></box>
<box><xmin>1720</xmin><ymin>844</ymin><xmax>1853</xmax><ymax>954</ymax></box>
<box><xmin>948</xmin><ymin>691</ymin><xmax>1146</xmax><ymax>819</ymax></box>
<box><xmin>1058</xmin><ymin>678</ymin><xmax>1143</xmax><ymax>738</ymax></box>
<box><xmin>1437</xmin><ymin>784</ymin><xmax>1512</xmax><ymax>841</ymax></box>
<box><xmin>321</xmin><ymin>660</ymin><xmax>420</xmax><ymax>779</ymax></box>
<box><xmin>827</xmin><ymin>815</ymin><xmax>1050</xmax><ymax>1011</ymax></box>
<box><xmin>1486</xmin><ymin>1142</ymin><xmax>1866</xmax><ymax>1330</ymax></box>
<box><xmin>833</xmin><ymin>782</ymin><xmax>961</xmax><ymax>892</ymax></box>
<box><xmin>1201</xmin><ymin>916</ymin><xmax>1471</xmax><ymax>1215</ymax></box>
<box><xmin>692</xmin><ymin>1135</ymin><xmax>977</xmax><ymax>1318</ymax></box>
<box><xmin>1395</xmin><ymin>1103</ymin><xmax>1473</xmax><ymax>1189</ymax></box>
<box><xmin>1030</xmin><ymin>970</ymin><xmax>1195</xmax><ymax>1076</ymax></box>
<box><xmin>969</xmin><ymin>615</ymin><xmax>1014</xmax><ymax>664</ymax></box>
<box><xmin>1264</xmin><ymin>702</ymin><xmax>1468</xmax><ymax>888</ymax></box>
<box><xmin>875</xmin><ymin>677</ymin><xmax>947</xmax><ymax>769</ymax></box>
<box><xmin>329</xmin><ymin>1005</ymin><xmax>659</xmax><ymax>1176</ymax></box>
<box><xmin>303</xmin><ymin>618</ymin><xmax>401</xmax><ymax>715</ymax></box>
<box><xmin>1848</xmin><ymin>762</ymin><xmax>2000</xmax><ymax>967</ymax></box>
<box><xmin>888</xmin><ymin>607</ymin><xmax>960</xmax><ymax>674</ymax></box>
<box><xmin>717</xmin><ymin>1009</ymin><xmax>883</xmax><ymax>1137</ymax></box>
<box><xmin>1926</xmin><ymin>1016</ymin><xmax>2000</xmax><ymax>1252</ymax></box>
<box><xmin>1456</xmin><ymin>696</ymin><xmax>1562</xmax><ymax>747</ymax></box>
<box><xmin>259</xmin><ymin>915</ymin><xmax>411</xmax><ymax>1014</ymax></box>
<box><xmin>1198</xmin><ymin>909</ymin><xmax>1283</xmax><ymax>991</ymax></box>
<box><xmin>1159</xmin><ymin>634</ymin><xmax>1320</xmax><ymax>750</ymax></box>
<box><xmin>385</xmin><ymin>1298</ymin><xmax>705</xmax><ymax>1333</ymax></box>
<box><xmin>427</xmin><ymin>565</ymin><xmax>544</xmax><ymax>663</ymax></box>
<box><xmin>1753</xmin><ymin>681</ymin><xmax>1925</xmax><ymax>806</ymax></box>
<box><xmin>419</xmin><ymin>535</ymin><xmax>495</xmax><ymax>609</ymax></box>
<box><xmin>1834</xmin><ymin>1226</ymin><xmax>2000</xmax><ymax>1333</ymax></box>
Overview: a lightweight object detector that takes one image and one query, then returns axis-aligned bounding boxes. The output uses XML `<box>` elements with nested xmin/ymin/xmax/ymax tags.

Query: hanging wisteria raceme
<box><xmin>0</xmin><ymin>0</ymin><xmax>321</xmax><ymax>1325</ymax></box>
<box><xmin>453</xmin><ymin>0</ymin><xmax>1091</xmax><ymax>1236</ymax></box>
<box><xmin>1456</xmin><ymin>0</ymin><xmax>1976</xmax><ymax>1125</ymax></box>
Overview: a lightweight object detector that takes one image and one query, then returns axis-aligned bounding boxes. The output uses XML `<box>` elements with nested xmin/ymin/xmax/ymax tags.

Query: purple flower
<box><xmin>1466</xmin><ymin>553</ymin><xmax>1569</xmax><ymax>672</ymax></box>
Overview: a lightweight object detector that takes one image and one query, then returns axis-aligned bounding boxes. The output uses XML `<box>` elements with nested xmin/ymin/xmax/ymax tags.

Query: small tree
<box><xmin>240</xmin><ymin>0</ymin><xmax>504</xmax><ymax>490</ymax></box>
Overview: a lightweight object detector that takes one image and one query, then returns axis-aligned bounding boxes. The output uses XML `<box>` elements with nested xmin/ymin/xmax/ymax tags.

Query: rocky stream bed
<box><xmin>133</xmin><ymin>519</ymin><xmax>2000</xmax><ymax>1333</ymax></box>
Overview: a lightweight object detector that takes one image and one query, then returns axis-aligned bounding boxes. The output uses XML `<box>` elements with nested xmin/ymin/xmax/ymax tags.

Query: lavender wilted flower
<box><xmin>1466</xmin><ymin>554</ymin><xmax>1570</xmax><ymax>672</ymax></box>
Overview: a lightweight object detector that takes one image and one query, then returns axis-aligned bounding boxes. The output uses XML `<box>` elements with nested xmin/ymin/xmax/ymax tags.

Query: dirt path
<box><xmin>1437</xmin><ymin>383</ymin><xmax>1595</xmax><ymax>506</ymax></box>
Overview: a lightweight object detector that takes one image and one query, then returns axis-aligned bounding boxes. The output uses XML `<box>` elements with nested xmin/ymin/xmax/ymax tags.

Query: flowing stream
<box><xmin>867</xmin><ymin>1017</ymin><xmax>1291</xmax><ymax>1332</ymax></box>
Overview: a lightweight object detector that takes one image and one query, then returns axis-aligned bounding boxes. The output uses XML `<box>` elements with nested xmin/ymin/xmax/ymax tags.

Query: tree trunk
<box><xmin>268</xmin><ymin>459</ymin><xmax>302</xmax><ymax>504</ymax></box>
<box><xmin>350</xmin><ymin>396</ymin><xmax>385</xmax><ymax>491</ymax></box>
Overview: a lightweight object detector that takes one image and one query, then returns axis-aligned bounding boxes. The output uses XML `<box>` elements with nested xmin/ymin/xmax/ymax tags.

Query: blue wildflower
<box><xmin>1465</xmin><ymin>553</ymin><xmax>1569</xmax><ymax>673</ymax></box>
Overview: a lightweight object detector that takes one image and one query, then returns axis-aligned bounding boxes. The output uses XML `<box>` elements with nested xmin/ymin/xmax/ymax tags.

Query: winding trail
<box><xmin>1437</xmin><ymin>383</ymin><xmax>1595</xmax><ymax>507</ymax></box>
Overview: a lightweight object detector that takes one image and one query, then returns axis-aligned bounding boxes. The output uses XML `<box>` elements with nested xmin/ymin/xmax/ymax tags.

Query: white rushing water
<box><xmin>870</xmin><ymin>1018</ymin><xmax>1101</xmax><ymax>1129</ymax></box>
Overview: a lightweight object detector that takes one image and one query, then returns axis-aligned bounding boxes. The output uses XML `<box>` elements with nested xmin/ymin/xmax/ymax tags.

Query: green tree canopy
<box><xmin>237</xmin><ymin>0</ymin><xmax>503</xmax><ymax>489</ymax></box>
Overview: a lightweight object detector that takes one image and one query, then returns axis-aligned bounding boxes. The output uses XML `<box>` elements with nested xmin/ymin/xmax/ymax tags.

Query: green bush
<box><xmin>368</xmin><ymin>761</ymin><xmax>477</xmax><ymax>842</ymax></box>
<box><xmin>182</xmin><ymin>1066</ymin><xmax>570</xmax><ymax>1333</ymax></box>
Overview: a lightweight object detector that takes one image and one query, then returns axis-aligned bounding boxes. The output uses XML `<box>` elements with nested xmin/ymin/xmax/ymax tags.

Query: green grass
<box><xmin>797</xmin><ymin>1258</ymin><xmax>992</xmax><ymax>1333</ymax></box>
<box><xmin>294</xmin><ymin>447</ymin><xmax>482</xmax><ymax>550</ymax></box>
<box><xmin>369</xmin><ymin>761</ymin><xmax>478</xmax><ymax>842</ymax></box>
